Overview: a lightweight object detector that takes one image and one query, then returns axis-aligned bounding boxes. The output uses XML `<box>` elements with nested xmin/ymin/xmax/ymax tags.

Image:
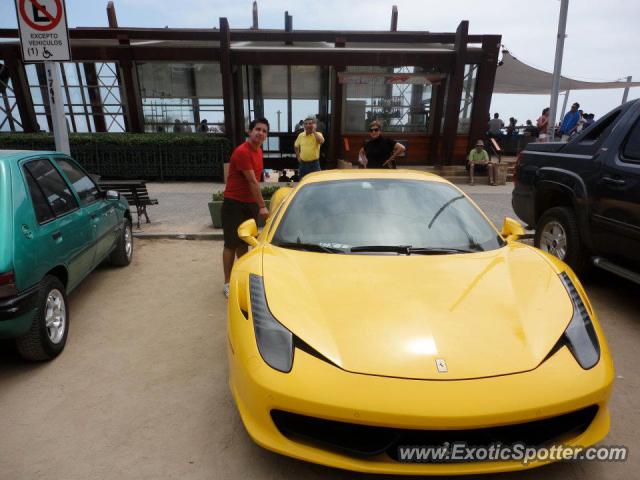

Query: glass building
<box><xmin>0</xmin><ymin>7</ymin><xmax>500</xmax><ymax>166</ymax></box>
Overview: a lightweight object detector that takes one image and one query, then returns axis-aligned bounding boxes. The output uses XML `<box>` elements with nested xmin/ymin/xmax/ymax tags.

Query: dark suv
<box><xmin>512</xmin><ymin>99</ymin><xmax>640</xmax><ymax>282</ymax></box>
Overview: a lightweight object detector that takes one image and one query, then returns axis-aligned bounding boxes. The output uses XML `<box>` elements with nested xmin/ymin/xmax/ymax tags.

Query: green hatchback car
<box><xmin>0</xmin><ymin>150</ymin><xmax>133</xmax><ymax>361</ymax></box>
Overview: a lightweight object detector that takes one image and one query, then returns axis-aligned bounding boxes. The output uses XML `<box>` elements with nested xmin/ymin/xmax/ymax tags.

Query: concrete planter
<box><xmin>209</xmin><ymin>200</ymin><xmax>270</xmax><ymax>228</ymax></box>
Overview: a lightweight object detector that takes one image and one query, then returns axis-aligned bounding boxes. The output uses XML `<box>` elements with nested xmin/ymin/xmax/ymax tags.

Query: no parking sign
<box><xmin>15</xmin><ymin>0</ymin><xmax>71</xmax><ymax>62</ymax></box>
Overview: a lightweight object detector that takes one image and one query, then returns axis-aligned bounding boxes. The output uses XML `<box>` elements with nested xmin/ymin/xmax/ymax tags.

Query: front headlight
<box><xmin>558</xmin><ymin>272</ymin><xmax>600</xmax><ymax>369</ymax></box>
<box><xmin>249</xmin><ymin>274</ymin><xmax>294</xmax><ymax>373</ymax></box>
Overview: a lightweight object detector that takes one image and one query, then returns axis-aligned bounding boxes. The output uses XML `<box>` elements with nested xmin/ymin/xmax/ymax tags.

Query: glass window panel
<box><xmin>86</xmin><ymin>114</ymin><xmax>94</xmax><ymax>132</ymax></box>
<box><xmin>194</xmin><ymin>63</ymin><xmax>223</xmax><ymax>98</ymax></box>
<box><xmin>63</xmin><ymin>63</ymin><xmax>80</xmax><ymax>86</ymax></box>
<box><xmin>458</xmin><ymin>64</ymin><xmax>477</xmax><ymax>134</ymax></box>
<box><xmin>137</xmin><ymin>62</ymin><xmax>224</xmax><ymax>131</ymax></box>
<box><xmin>343</xmin><ymin>65</ymin><xmax>438</xmax><ymax>133</ymax></box>
<box><xmin>68</xmin><ymin>87</ymin><xmax>84</xmax><ymax>104</ymax></box>
<box><xmin>73</xmin><ymin>115</ymin><xmax>89</xmax><ymax>132</ymax></box>
<box><xmin>55</xmin><ymin>157</ymin><xmax>99</xmax><ymax>204</ymax></box>
<box><xmin>26</xmin><ymin>64</ymin><xmax>39</xmax><ymax>86</ymax></box>
<box><xmin>23</xmin><ymin>167</ymin><xmax>55</xmax><ymax>224</ymax></box>
<box><xmin>30</xmin><ymin>86</ymin><xmax>43</xmax><ymax>104</ymax></box>
<box><xmin>36</xmin><ymin>115</ymin><xmax>49</xmax><ymax>132</ymax></box>
<box><xmin>24</xmin><ymin>159</ymin><xmax>78</xmax><ymax>216</ymax></box>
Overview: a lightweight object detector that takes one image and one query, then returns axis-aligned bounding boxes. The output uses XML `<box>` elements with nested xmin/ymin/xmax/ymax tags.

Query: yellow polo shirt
<box><xmin>294</xmin><ymin>131</ymin><xmax>324</xmax><ymax>161</ymax></box>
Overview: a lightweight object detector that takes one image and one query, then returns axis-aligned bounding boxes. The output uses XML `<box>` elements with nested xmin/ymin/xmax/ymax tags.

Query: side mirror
<box><xmin>501</xmin><ymin>217</ymin><xmax>525</xmax><ymax>242</ymax></box>
<box><xmin>106</xmin><ymin>190</ymin><xmax>120</xmax><ymax>201</ymax></box>
<box><xmin>238</xmin><ymin>219</ymin><xmax>259</xmax><ymax>247</ymax></box>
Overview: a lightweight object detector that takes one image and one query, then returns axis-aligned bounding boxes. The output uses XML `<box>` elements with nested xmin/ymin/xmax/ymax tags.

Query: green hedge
<box><xmin>0</xmin><ymin>133</ymin><xmax>231</xmax><ymax>180</ymax></box>
<box><xmin>212</xmin><ymin>184</ymin><xmax>283</xmax><ymax>202</ymax></box>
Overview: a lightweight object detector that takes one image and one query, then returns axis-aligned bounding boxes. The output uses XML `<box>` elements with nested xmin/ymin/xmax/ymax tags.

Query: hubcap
<box><xmin>540</xmin><ymin>221</ymin><xmax>568</xmax><ymax>260</ymax></box>
<box><xmin>125</xmin><ymin>225</ymin><xmax>132</xmax><ymax>260</ymax></box>
<box><xmin>45</xmin><ymin>289</ymin><xmax>66</xmax><ymax>344</ymax></box>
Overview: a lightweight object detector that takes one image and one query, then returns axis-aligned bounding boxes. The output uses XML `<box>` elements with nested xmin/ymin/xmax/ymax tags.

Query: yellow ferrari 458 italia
<box><xmin>227</xmin><ymin>170</ymin><xmax>614</xmax><ymax>475</ymax></box>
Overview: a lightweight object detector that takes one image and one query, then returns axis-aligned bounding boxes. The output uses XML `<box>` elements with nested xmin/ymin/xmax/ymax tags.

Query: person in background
<box><xmin>294</xmin><ymin>116</ymin><xmax>324</xmax><ymax>180</ymax></box>
<box><xmin>199</xmin><ymin>119</ymin><xmax>209</xmax><ymax>133</ymax></box>
<box><xmin>182</xmin><ymin>120</ymin><xmax>192</xmax><ymax>133</ymax></box>
<box><xmin>488</xmin><ymin>113</ymin><xmax>504</xmax><ymax>139</ymax></box>
<box><xmin>576</xmin><ymin>109</ymin><xmax>586</xmax><ymax>132</ymax></box>
<box><xmin>560</xmin><ymin>102</ymin><xmax>581</xmax><ymax>141</ymax></box>
<box><xmin>536</xmin><ymin>107</ymin><xmax>550</xmax><ymax>140</ymax></box>
<box><xmin>173</xmin><ymin>119</ymin><xmax>183</xmax><ymax>133</ymax></box>
<box><xmin>358</xmin><ymin>120</ymin><xmax>406</xmax><ymax>169</ymax></box>
<box><xmin>524</xmin><ymin>120</ymin><xmax>539</xmax><ymax>136</ymax></box>
<box><xmin>468</xmin><ymin>140</ymin><xmax>496</xmax><ymax>186</ymax></box>
<box><xmin>221</xmin><ymin>118</ymin><xmax>270</xmax><ymax>299</ymax></box>
<box><xmin>506</xmin><ymin>117</ymin><xmax>518</xmax><ymax>136</ymax></box>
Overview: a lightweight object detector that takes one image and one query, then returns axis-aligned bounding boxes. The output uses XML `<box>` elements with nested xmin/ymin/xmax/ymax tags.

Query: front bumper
<box><xmin>0</xmin><ymin>285</ymin><xmax>39</xmax><ymax>338</ymax></box>
<box><xmin>227</xmin><ymin>298</ymin><xmax>615</xmax><ymax>475</ymax></box>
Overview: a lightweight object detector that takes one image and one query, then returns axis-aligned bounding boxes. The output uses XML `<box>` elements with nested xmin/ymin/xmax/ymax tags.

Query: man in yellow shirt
<box><xmin>294</xmin><ymin>116</ymin><xmax>324</xmax><ymax>179</ymax></box>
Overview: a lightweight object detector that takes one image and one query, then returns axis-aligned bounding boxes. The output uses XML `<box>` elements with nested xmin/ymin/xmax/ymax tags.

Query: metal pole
<box><xmin>560</xmin><ymin>90</ymin><xmax>570</xmax><ymax>120</ymax></box>
<box><xmin>44</xmin><ymin>62</ymin><xmax>70</xmax><ymax>155</ymax></box>
<box><xmin>548</xmin><ymin>0</ymin><xmax>569</xmax><ymax>142</ymax></box>
<box><xmin>622</xmin><ymin>75</ymin><xmax>632</xmax><ymax>104</ymax></box>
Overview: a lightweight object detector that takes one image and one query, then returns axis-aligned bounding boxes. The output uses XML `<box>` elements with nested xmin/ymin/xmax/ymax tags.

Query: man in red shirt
<box><xmin>222</xmin><ymin>118</ymin><xmax>270</xmax><ymax>298</ymax></box>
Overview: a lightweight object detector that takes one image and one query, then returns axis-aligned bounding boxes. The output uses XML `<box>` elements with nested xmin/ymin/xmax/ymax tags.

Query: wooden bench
<box><xmin>98</xmin><ymin>180</ymin><xmax>158</xmax><ymax>228</ymax></box>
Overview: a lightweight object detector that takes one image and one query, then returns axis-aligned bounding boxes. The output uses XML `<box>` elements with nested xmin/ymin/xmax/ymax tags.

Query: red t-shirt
<box><xmin>224</xmin><ymin>141</ymin><xmax>263</xmax><ymax>203</ymax></box>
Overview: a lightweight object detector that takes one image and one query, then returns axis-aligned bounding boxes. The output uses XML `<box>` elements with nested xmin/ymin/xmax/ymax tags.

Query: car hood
<box><xmin>261</xmin><ymin>243</ymin><xmax>573</xmax><ymax>380</ymax></box>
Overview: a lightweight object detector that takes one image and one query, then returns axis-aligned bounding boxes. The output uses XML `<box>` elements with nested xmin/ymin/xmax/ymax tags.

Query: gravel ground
<box><xmin>0</xmin><ymin>240</ymin><xmax>637</xmax><ymax>480</ymax></box>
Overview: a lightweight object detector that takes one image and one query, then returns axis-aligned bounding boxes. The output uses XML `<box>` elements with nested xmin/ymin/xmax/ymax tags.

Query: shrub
<box><xmin>211</xmin><ymin>184</ymin><xmax>285</xmax><ymax>202</ymax></box>
<box><xmin>0</xmin><ymin>133</ymin><xmax>231</xmax><ymax>180</ymax></box>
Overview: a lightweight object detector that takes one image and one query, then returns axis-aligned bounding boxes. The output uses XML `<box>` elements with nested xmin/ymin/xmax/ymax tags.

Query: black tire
<box><xmin>110</xmin><ymin>218</ymin><xmax>133</xmax><ymax>267</ymax></box>
<box><xmin>534</xmin><ymin>206</ymin><xmax>589</xmax><ymax>273</ymax></box>
<box><xmin>15</xmin><ymin>276</ymin><xmax>68</xmax><ymax>361</ymax></box>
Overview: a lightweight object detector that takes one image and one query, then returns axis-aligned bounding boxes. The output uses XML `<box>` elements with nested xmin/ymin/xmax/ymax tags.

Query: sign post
<box><xmin>15</xmin><ymin>0</ymin><xmax>71</xmax><ymax>154</ymax></box>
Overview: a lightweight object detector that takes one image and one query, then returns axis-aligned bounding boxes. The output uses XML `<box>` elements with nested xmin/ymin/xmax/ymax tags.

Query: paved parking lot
<box><xmin>1</xmin><ymin>239</ymin><xmax>638</xmax><ymax>479</ymax></box>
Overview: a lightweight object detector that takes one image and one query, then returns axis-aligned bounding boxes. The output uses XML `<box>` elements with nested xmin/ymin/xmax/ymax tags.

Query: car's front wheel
<box><xmin>110</xmin><ymin>218</ymin><xmax>133</xmax><ymax>267</ymax></box>
<box><xmin>16</xmin><ymin>275</ymin><xmax>68</xmax><ymax>361</ymax></box>
<box><xmin>535</xmin><ymin>206</ymin><xmax>588</xmax><ymax>273</ymax></box>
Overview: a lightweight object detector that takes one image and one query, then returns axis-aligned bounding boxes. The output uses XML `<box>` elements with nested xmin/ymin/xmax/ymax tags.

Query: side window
<box><xmin>23</xmin><ymin>168</ymin><xmax>55</xmax><ymax>224</ymax></box>
<box><xmin>24</xmin><ymin>159</ymin><xmax>78</xmax><ymax>217</ymax></box>
<box><xmin>55</xmin><ymin>157</ymin><xmax>100</xmax><ymax>205</ymax></box>
<box><xmin>622</xmin><ymin>117</ymin><xmax>640</xmax><ymax>163</ymax></box>
<box><xmin>579</xmin><ymin>110</ymin><xmax>621</xmax><ymax>144</ymax></box>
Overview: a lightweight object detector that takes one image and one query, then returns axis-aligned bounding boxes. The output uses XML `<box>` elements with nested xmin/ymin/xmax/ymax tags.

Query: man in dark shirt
<box><xmin>359</xmin><ymin>121</ymin><xmax>406</xmax><ymax>169</ymax></box>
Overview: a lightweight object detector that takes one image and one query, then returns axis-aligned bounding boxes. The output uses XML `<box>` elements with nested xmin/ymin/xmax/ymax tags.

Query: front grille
<box><xmin>271</xmin><ymin>406</ymin><xmax>598</xmax><ymax>462</ymax></box>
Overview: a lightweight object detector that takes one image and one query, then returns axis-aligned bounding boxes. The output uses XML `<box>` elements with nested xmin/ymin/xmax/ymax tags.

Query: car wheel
<box><xmin>535</xmin><ymin>206</ymin><xmax>588</xmax><ymax>273</ymax></box>
<box><xmin>110</xmin><ymin>218</ymin><xmax>133</xmax><ymax>267</ymax></box>
<box><xmin>15</xmin><ymin>275</ymin><xmax>68</xmax><ymax>361</ymax></box>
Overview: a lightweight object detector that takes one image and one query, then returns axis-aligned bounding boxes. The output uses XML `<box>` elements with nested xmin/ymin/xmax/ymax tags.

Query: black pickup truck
<box><xmin>512</xmin><ymin>99</ymin><xmax>640</xmax><ymax>283</ymax></box>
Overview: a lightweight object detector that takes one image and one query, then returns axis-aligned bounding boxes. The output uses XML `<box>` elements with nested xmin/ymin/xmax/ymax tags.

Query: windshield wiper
<box><xmin>350</xmin><ymin>245</ymin><xmax>413</xmax><ymax>254</ymax></box>
<box><xmin>350</xmin><ymin>245</ymin><xmax>475</xmax><ymax>255</ymax></box>
<box><xmin>407</xmin><ymin>247</ymin><xmax>476</xmax><ymax>255</ymax></box>
<box><xmin>274</xmin><ymin>242</ymin><xmax>344</xmax><ymax>253</ymax></box>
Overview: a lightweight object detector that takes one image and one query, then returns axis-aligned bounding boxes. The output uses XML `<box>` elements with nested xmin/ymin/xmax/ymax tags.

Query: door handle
<box><xmin>602</xmin><ymin>176</ymin><xmax>626</xmax><ymax>186</ymax></box>
<box><xmin>52</xmin><ymin>231</ymin><xmax>62</xmax><ymax>241</ymax></box>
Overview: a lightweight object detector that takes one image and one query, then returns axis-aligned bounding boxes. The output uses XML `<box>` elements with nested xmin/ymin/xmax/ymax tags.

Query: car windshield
<box><xmin>272</xmin><ymin>179</ymin><xmax>504</xmax><ymax>254</ymax></box>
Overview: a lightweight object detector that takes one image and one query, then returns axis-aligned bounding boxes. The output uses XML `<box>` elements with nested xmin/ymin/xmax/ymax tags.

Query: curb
<box><xmin>133</xmin><ymin>232</ymin><xmax>223</xmax><ymax>240</ymax></box>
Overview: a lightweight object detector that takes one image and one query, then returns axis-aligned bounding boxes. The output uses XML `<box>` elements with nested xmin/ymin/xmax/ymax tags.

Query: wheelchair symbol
<box><xmin>42</xmin><ymin>47</ymin><xmax>53</xmax><ymax>59</ymax></box>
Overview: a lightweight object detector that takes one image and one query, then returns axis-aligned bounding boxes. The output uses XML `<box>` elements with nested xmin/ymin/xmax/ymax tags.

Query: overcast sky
<box><xmin>2</xmin><ymin>0</ymin><xmax>639</xmax><ymax>124</ymax></box>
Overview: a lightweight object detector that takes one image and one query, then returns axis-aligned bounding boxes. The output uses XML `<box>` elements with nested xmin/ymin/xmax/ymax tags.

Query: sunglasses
<box><xmin>369</xmin><ymin>128</ymin><xmax>380</xmax><ymax>132</ymax></box>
